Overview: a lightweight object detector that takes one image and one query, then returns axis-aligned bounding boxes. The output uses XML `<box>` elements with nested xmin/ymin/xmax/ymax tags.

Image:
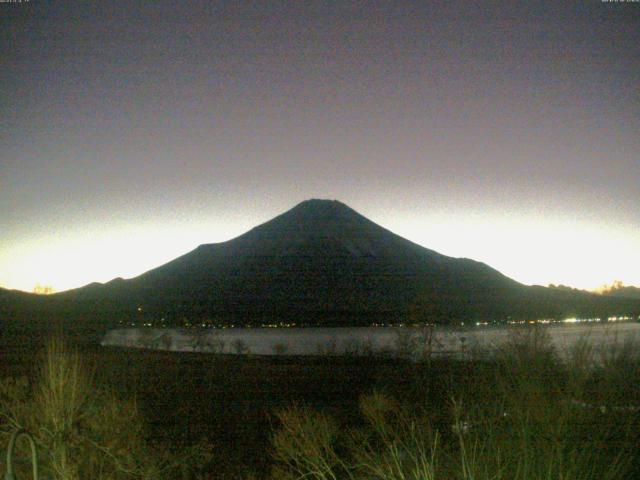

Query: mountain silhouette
<box><xmin>602</xmin><ymin>286</ymin><xmax>640</xmax><ymax>300</ymax></box>
<box><xmin>3</xmin><ymin>199</ymin><xmax>640</xmax><ymax>328</ymax></box>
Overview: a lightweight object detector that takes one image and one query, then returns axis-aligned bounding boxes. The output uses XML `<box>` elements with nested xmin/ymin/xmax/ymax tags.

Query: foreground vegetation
<box><xmin>1</xmin><ymin>327</ymin><xmax>639</xmax><ymax>479</ymax></box>
<box><xmin>271</xmin><ymin>329</ymin><xmax>640</xmax><ymax>479</ymax></box>
<box><xmin>0</xmin><ymin>337</ymin><xmax>213</xmax><ymax>479</ymax></box>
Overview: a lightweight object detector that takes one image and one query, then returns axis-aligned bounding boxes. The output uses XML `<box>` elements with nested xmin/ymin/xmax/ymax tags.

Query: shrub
<box><xmin>453</xmin><ymin>326</ymin><xmax>637</xmax><ymax>480</ymax></box>
<box><xmin>232</xmin><ymin>338</ymin><xmax>250</xmax><ymax>355</ymax></box>
<box><xmin>189</xmin><ymin>328</ymin><xmax>212</xmax><ymax>352</ymax></box>
<box><xmin>270</xmin><ymin>406</ymin><xmax>345</xmax><ymax>480</ymax></box>
<box><xmin>270</xmin><ymin>393</ymin><xmax>438</xmax><ymax>480</ymax></box>
<box><xmin>351</xmin><ymin>392</ymin><xmax>438</xmax><ymax>480</ymax></box>
<box><xmin>0</xmin><ymin>336</ymin><xmax>212</xmax><ymax>479</ymax></box>
<box><xmin>269</xmin><ymin>329</ymin><xmax>639</xmax><ymax>480</ymax></box>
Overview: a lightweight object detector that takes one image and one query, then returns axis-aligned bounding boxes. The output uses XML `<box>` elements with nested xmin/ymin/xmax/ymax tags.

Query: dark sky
<box><xmin>1</xmin><ymin>1</ymin><xmax>639</xmax><ymax>292</ymax></box>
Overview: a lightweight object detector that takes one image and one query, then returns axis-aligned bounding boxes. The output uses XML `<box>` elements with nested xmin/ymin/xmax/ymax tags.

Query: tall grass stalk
<box><xmin>353</xmin><ymin>392</ymin><xmax>438</xmax><ymax>480</ymax></box>
<box><xmin>37</xmin><ymin>337</ymin><xmax>90</xmax><ymax>479</ymax></box>
<box><xmin>271</xmin><ymin>406</ymin><xmax>349</xmax><ymax>480</ymax></box>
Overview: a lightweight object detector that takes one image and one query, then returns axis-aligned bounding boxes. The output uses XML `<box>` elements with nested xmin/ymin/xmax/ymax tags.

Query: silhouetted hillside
<box><xmin>3</xmin><ymin>200</ymin><xmax>640</xmax><ymax>328</ymax></box>
<box><xmin>601</xmin><ymin>285</ymin><xmax>640</xmax><ymax>300</ymax></box>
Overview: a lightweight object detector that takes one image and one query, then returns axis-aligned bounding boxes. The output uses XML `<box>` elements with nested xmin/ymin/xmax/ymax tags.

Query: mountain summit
<box><xmin>225</xmin><ymin>198</ymin><xmax>443</xmax><ymax>262</ymax></box>
<box><xmin>120</xmin><ymin>198</ymin><xmax>468</xmax><ymax>324</ymax></box>
<box><xmin>6</xmin><ymin>200</ymin><xmax>639</xmax><ymax>327</ymax></box>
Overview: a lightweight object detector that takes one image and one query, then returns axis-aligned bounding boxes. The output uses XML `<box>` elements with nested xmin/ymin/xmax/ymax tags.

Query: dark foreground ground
<box><xmin>1</xmin><ymin>336</ymin><xmax>475</xmax><ymax>478</ymax></box>
<box><xmin>2</xmin><ymin>332</ymin><xmax>639</xmax><ymax>479</ymax></box>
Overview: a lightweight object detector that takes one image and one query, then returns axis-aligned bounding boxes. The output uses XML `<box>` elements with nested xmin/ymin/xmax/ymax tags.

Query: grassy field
<box><xmin>1</xmin><ymin>337</ymin><xmax>428</xmax><ymax>478</ymax></box>
<box><xmin>1</xmin><ymin>328</ymin><xmax>639</xmax><ymax>479</ymax></box>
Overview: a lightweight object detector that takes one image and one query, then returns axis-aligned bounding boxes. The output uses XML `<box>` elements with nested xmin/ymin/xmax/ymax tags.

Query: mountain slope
<box><xmin>5</xmin><ymin>199</ymin><xmax>640</xmax><ymax>327</ymax></box>
<box><xmin>600</xmin><ymin>284</ymin><xmax>640</xmax><ymax>300</ymax></box>
<box><xmin>47</xmin><ymin>199</ymin><xmax>639</xmax><ymax>326</ymax></box>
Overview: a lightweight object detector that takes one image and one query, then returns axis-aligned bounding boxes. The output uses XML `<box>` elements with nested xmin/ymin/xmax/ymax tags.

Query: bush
<box><xmin>453</xmin><ymin>326</ymin><xmax>636</xmax><ymax>480</ymax></box>
<box><xmin>270</xmin><ymin>393</ymin><xmax>438</xmax><ymax>480</ymax></box>
<box><xmin>270</xmin><ymin>406</ymin><xmax>345</xmax><ymax>480</ymax></box>
<box><xmin>269</xmin><ymin>328</ymin><xmax>639</xmax><ymax>480</ymax></box>
<box><xmin>352</xmin><ymin>392</ymin><xmax>438</xmax><ymax>480</ymax></box>
<box><xmin>232</xmin><ymin>338</ymin><xmax>250</xmax><ymax>355</ymax></box>
<box><xmin>0</xmin><ymin>337</ymin><xmax>212</xmax><ymax>479</ymax></box>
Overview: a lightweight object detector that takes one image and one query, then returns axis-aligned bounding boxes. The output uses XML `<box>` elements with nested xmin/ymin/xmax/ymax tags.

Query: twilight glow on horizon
<box><xmin>1</xmin><ymin>1</ymin><xmax>638</xmax><ymax>294</ymax></box>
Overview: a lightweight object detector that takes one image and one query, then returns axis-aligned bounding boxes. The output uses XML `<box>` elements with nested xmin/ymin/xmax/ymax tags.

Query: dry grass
<box><xmin>269</xmin><ymin>327</ymin><xmax>639</xmax><ymax>480</ymax></box>
<box><xmin>0</xmin><ymin>336</ymin><xmax>213</xmax><ymax>479</ymax></box>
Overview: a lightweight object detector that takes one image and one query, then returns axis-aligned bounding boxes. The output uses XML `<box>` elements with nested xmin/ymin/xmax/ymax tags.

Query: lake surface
<box><xmin>102</xmin><ymin>322</ymin><xmax>640</xmax><ymax>359</ymax></box>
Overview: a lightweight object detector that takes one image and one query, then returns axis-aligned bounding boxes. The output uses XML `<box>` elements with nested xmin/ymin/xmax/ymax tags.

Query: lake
<box><xmin>102</xmin><ymin>321</ymin><xmax>640</xmax><ymax>360</ymax></box>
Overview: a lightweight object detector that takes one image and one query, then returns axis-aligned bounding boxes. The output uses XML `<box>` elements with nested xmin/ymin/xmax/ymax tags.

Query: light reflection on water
<box><xmin>102</xmin><ymin>321</ymin><xmax>640</xmax><ymax>360</ymax></box>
